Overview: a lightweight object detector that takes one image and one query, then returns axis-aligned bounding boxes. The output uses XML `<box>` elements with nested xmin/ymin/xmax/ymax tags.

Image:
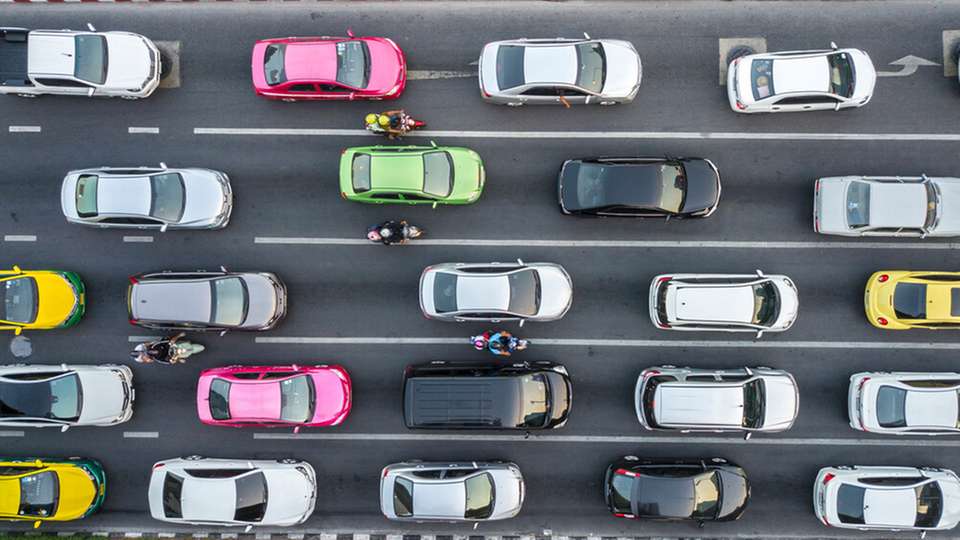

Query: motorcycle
<box><xmin>363</xmin><ymin>110</ymin><xmax>426</xmax><ymax>138</ymax></box>
<box><xmin>367</xmin><ymin>220</ymin><xmax>424</xmax><ymax>245</ymax></box>
<box><xmin>471</xmin><ymin>331</ymin><xmax>528</xmax><ymax>357</ymax></box>
<box><xmin>131</xmin><ymin>334</ymin><xmax>205</xmax><ymax>364</ymax></box>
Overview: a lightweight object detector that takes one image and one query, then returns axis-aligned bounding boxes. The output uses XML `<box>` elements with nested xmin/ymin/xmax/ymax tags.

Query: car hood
<box><xmin>242</xmin><ymin>274</ymin><xmax>281</xmax><ymax>329</ymax></box>
<box><xmin>939</xmin><ymin>478</ymin><xmax>960</xmax><ymax>528</ymax></box>
<box><xmin>180</xmin><ymin>170</ymin><xmax>228</xmax><ymax>224</ymax></box>
<box><xmin>50</xmin><ymin>467</ymin><xmax>98</xmax><ymax>520</ymax></box>
<box><xmin>535</xmin><ymin>265</ymin><xmax>573</xmax><ymax>319</ymax></box>
<box><xmin>262</xmin><ymin>469</ymin><xmax>314</xmax><ymax>524</ymax></box>
<box><xmin>931</xmin><ymin>179</ymin><xmax>960</xmax><ymax>235</ymax></box>
<box><xmin>77</xmin><ymin>369</ymin><xmax>128</xmax><ymax>424</ymax></box>
<box><xmin>34</xmin><ymin>272</ymin><xmax>80</xmax><ymax>327</ymax></box>
<box><xmin>681</xmin><ymin>159</ymin><xmax>721</xmax><ymax>213</ymax></box>
<box><xmin>449</xmin><ymin>149</ymin><xmax>485</xmax><ymax>202</ymax></box>
<box><xmin>365</xmin><ymin>38</ymin><xmax>405</xmax><ymax>93</ymax></box>
<box><xmin>60</xmin><ymin>173</ymin><xmax>81</xmax><ymax>219</ymax></box>
<box><xmin>600</xmin><ymin>41</ymin><xmax>641</xmax><ymax>98</ymax></box>
<box><xmin>310</xmin><ymin>370</ymin><xmax>351</xmax><ymax>425</ymax></box>
<box><xmin>104</xmin><ymin>34</ymin><xmax>153</xmax><ymax>90</ymax></box>
<box><xmin>479</xmin><ymin>42</ymin><xmax>501</xmax><ymax>93</ymax></box>
<box><xmin>850</xmin><ymin>49</ymin><xmax>877</xmax><ymax>101</ymax></box>
<box><xmin>717</xmin><ymin>469</ymin><xmax>749</xmax><ymax>519</ymax></box>
<box><xmin>760</xmin><ymin>375</ymin><xmax>798</xmax><ymax>430</ymax></box>
<box><xmin>490</xmin><ymin>468</ymin><xmax>524</xmax><ymax>518</ymax></box>
<box><xmin>815</xmin><ymin>177</ymin><xmax>852</xmax><ymax>234</ymax></box>
<box><xmin>771</xmin><ymin>278</ymin><xmax>800</xmax><ymax>331</ymax></box>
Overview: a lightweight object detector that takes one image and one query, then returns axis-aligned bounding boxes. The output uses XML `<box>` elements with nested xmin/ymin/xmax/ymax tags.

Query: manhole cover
<box><xmin>10</xmin><ymin>336</ymin><xmax>31</xmax><ymax>358</ymax></box>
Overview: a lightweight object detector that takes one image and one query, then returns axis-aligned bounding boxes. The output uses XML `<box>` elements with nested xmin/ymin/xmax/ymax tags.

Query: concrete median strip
<box><xmin>254</xmin><ymin>237</ymin><xmax>960</xmax><ymax>249</ymax></box>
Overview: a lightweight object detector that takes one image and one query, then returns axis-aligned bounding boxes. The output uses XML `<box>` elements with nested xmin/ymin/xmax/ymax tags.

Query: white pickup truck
<box><xmin>0</xmin><ymin>25</ymin><xmax>160</xmax><ymax>99</ymax></box>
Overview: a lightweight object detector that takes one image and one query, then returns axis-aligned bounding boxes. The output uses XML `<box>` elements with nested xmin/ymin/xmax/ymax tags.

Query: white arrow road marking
<box><xmin>407</xmin><ymin>70</ymin><xmax>476</xmax><ymax>80</ymax></box>
<box><xmin>877</xmin><ymin>55</ymin><xmax>940</xmax><ymax>77</ymax></box>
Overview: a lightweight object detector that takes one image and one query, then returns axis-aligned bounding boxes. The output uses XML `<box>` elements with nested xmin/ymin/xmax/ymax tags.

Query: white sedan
<box><xmin>849</xmin><ymin>372</ymin><xmax>960</xmax><ymax>435</ymax></box>
<box><xmin>148</xmin><ymin>457</ymin><xmax>316</xmax><ymax>528</ymax></box>
<box><xmin>727</xmin><ymin>44</ymin><xmax>875</xmax><ymax>113</ymax></box>
<box><xmin>814</xmin><ymin>466</ymin><xmax>960</xmax><ymax>533</ymax></box>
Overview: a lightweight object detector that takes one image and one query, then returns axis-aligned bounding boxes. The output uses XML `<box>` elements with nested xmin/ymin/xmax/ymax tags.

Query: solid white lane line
<box><xmin>254</xmin><ymin>237</ymin><xmax>960</xmax><ymax>250</ymax></box>
<box><xmin>128</xmin><ymin>127</ymin><xmax>159</xmax><ymax>134</ymax></box>
<box><xmin>123</xmin><ymin>236</ymin><xmax>154</xmax><ymax>243</ymax></box>
<box><xmin>197</xmin><ymin>127</ymin><xmax>960</xmax><ymax>141</ymax></box>
<box><xmin>8</xmin><ymin>125</ymin><xmax>40</xmax><ymax>133</ymax></box>
<box><xmin>253</xmin><ymin>433</ymin><xmax>960</xmax><ymax>447</ymax></box>
<box><xmin>0</xmin><ymin>431</ymin><xmax>24</xmax><ymax>437</ymax></box>
<box><xmin>255</xmin><ymin>337</ymin><xmax>960</xmax><ymax>350</ymax></box>
<box><xmin>123</xmin><ymin>431</ymin><xmax>159</xmax><ymax>438</ymax></box>
<box><xmin>3</xmin><ymin>235</ymin><xmax>36</xmax><ymax>242</ymax></box>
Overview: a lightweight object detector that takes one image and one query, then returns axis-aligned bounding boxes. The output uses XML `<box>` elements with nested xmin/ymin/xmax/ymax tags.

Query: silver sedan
<box><xmin>60</xmin><ymin>165</ymin><xmax>232</xmax><ymax>231</ymax></box>
<box><xmin>848</xmin><ymin>372</ymin><xmax>960</xmax><ymax>435</ymax></box>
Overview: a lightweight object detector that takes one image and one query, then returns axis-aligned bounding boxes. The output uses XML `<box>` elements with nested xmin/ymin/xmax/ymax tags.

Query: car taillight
<box><xmin>615</xmin><ymin>468</ymin><xmax>639</xmax><ymax>478</ymax></box>
<box><xmin>153</xmin><ymin>463</ymin><xmax>164</xmax><ymax>470</ymax></box>
<box><xmin>481</xmin><ymin>89</ymin><xmax>490</xmax><ymax>98</ymax></box>
<box><xmin>736</xmin><ymin>100</ymin><xmax>746</xmax><ymax>110</ymax></box>
<box><xmin>822</xmin><ymin>473</ymin><xmax>835</xmax><ymax>485</ymax></box>
<box><xmin>644</xmin><ymin>370</ymin><xmax>660</xmax><ymax>378</ymax></box>
<box><xmin>128</xmin><ymin>276</ymin><xmax>139</xmax><ymax>284</ymax></box>
<box><xmin>128</xmin><ymin>318</ymin><xmax>138</xmax><ymax>325</ymax></box>
<box><xmin>858</xmin><ymin>377</ymin><xmax>871</xmax><ymax>391</ymax></box>
<box><xmin>614</xmin><ymin>512</ymin><xmax>635</xmax><ymax>519</ymax></box>
<box><xmin>814</xmin><ymin>180</ymin><xmax>820</xmax><ymax>195</ymax></box>
<box><xmin>382</xmin><ymin>468</ymin><xmax>389</xmax><ymax>478</ymax></box>
<box><xmin>877</xmin><ymin>317</ymin><xmax>888</xmax><ymax>326</ymax></box>
<box><xmin>814</xmin><ymin>216</ymin><xmax>820</xmax><ymax>232</ymax></box>
<box><xmin>877</xmin><ymin>274</ymin><xmax>889</xmax><ymax>283</ymax></box>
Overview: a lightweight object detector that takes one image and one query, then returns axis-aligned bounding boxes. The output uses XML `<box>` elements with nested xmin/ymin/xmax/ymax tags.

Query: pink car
<box><xmin>251</xmin><ymin>30</ymin><xmax>406</xmax><ymax>101</ymax></box>
<box><xmin>197</xmin><ymin>364</ymin><xmax>351</xmax><ymax>431</ymax></box>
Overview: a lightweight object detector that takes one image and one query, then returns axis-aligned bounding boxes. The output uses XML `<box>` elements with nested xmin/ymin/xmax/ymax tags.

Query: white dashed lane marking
<box><xmin>128</xmin><ymin>127</ymin><xmax>160</xmax><ymax>134</ymax></box>
<box><xmin>0</xmin><ymin>431</ymin><xmax>24</xmax><ymax>437</ymax></box>
<box><xmin>123</xmin><ymin>431</ymin><xmax>159</xmax><ymax>438</ymax></box>
<box><xmin>8</xmin><ymin>125</ymin><xmax>40</xmax><ymax>133</ymax></box>
<box><xmin>3</xmin><ymin>235</ymin><xmax>36</xmax><ymax>242</ymax></box>
<box><xmin>123</xmin><ymin>236</ymin><xmax>154</xmax><ymax>242</ymax></box>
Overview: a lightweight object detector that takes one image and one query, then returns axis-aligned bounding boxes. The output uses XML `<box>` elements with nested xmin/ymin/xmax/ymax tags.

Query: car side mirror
<box><xmin>87</xmin><ymin>23</ymin><xmax>96</xmax><ymax>32</ymax></box>
<box><xmin>244</xmin><ymin>525</ymin><xmax>253</xmax><ymax>533</ymax></box>
<box><xmin>87</xmin><ymin>88</ymin><xmax>95</xmax><ymax>97</ymax></box>
<box><xmin>744</xmin><ymin>432</ymin><xmax>751</xmax><ymax>441</ymax></box>
<box><xmin>697</xmin><ymin>520</ymin><xmax>705</xmax><ymax>529</ymax></box>
<box><xmin>60</xmin><ymin>425</ymin><xmax>69</xmax><ymax>432</ymax></box>
<box><xmin>12</xmin><ymin>265</ymin><xmax>21</xmax><ymax>274</ymax></box>
<box><xmin>519</xmin><ymin>319</ymin><xmax>525</xmax><ymax>328</ymax></box>
<box><xmin>159</xmin><ymin>162</ymin><xmax>168</xmax><ymax>169</ymax></box>
<box><xmin>834</xmin><ymin>102</ymin><xmax>841</xmax><ymax>112</ymax></box>
<box><xmin>13</xmin><ymin>327</ymin><xmax>22</xmax><ymax>336</ymax></box>
<box><xmin>293</xmin><ymin>426</ymin><xmax>301</xmax><ymax>434</ymax></box>
<box><xmin>830</xmin><ymin>41</ymin><xmax>838</xmax><ymax>50</ymax></box>
<box><xmin>755</xmin><ymin>269</ymin><xmax>764</xmax><ymax>277</ymax></box>
<box><xmin>349</xmin><ymin>92</ymin><xmax>356</xmax><ymax>101</ymax></box>
<box><xmin>346</xmin><ymin>28</ymin><xmax>355</xmax><ymax>38</ymax></box>
<box><xmin>219</xmin><ymin>330</ymin><xmax>228</xmax><ymax>337</ymax></box>
<box><xmin>755</xmin><ymin>330</ymin><xmax>763</xmax><ymax>339</ymax></box>
<box><xmin>33</xmin><ymin>520</ymin><xmax>41</xmax><ymax>529</ymax></box>
<box><xmin>432</xmin><ymin>201</ymin><xmax>438</xmax><ymax>209</ymax></box>
<box><xmin>583</xmin><ymin>32</ymin><xmax>591</xmax><ymax>40</ymax></box>
<box><xmin>159</xmin><ymin>223</ymin><xmax>168</xmax><ymax>233</ymax></box>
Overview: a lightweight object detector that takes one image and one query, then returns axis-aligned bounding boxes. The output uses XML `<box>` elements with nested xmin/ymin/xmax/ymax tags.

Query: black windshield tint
<box><xmin>433</xmin><ymin>272</ymin><xmax>458</xmax><ymax>314</ymax></box>
<box><xmin>609</xmin><ymin>473</ymin><xmax>634</xmax><ymax>513</ymax></box>
<box><xmin>507</xmin><ymin>270</ymin><xmax>540</xmax><ymax>316</ymax></box>
<box><xmin>149</xmin><ymin>174</ymin><xmax>186</xmax><ymax>222</ymax></box>
<box><xmin>279</xmin><ymin>375</ymin><xmax>315</xmax><ymax>423</ymax></box>
<box><xmin>894</xmin><ymin>283</ymin><xmax>927</xmax><ymax>320</ymax></box>
<box><xmin>2</xmin><ymin>277</ymin><xmax>38</xmax><ymax>324</ymax></box>
<box><xmin>19</xmin><ymin>471</ymin><xmax>58</xmax><ymax>517</ymax></box>
<box><xmin>496</xmin><ymin>46</ymin><xmax>525</xmax><ymax>90</ymax></box>
<box><xmin>234</xmin><ymin>472</ymin><xmax>268</xmax><ymax>522</ymax></box>
<box><xmin>263</xmin><ymin>44</ymin><xmax>286</xmax><ymax>86</ymax></box>
<box><xmin>876</xmin><ymin>386</ymin><xmax>908</xmax><ymax>428</ymax></box>
<box><xmin>742</xmin><ymin>379</ymin><xmax>766</xmax><ymax>428</ymax></box>
<box><xmin>828</xmin><ymin>52</ymin><xmax>855</xmax><ymax>98</ymax></box>
<box><xmin>464</xmin><ymin>473</ymin><xmax>495</xmax><ymax>519</ymax></box>
<box><xmin>335</xmin><ymin>41</ymin><xmax>369</xmax><ymax>88</ymax></box>
<box><xmin>0</xmin><ymin>373</ymin><xmax>81</xmax><ymax>421</ymax></box>
<box><xmin>209</xmin><ymin>378</ymin><xmax>231</xmax><ymax>420</ymax></box>
<box><xmin>74</xmin><ymin>35</ymin><xmax>107</xmax><ymax>85</ymax></box>
<box><xmin>162</xmin><ymin>472</ymin><xmax>184</xmax><ymax>518</ymax></box>
<box><xmin>916</xmin><ymin>482</ymin><xmax>943</xmax><ymax>527</ymax></box>
<box><xmin>393</xmin><ymin>477</ymin><xmax>413</xmax><ymax>517</ymax></box>
<box><xmin>836</xmin><ymin>485</ymin><xmax>866</xmax><ymax>524</ymax></box>
<box><xmin>657</xmin><ymin>163</ymin><xmax>686</xmax><ymax>213</ymax></box>
<box><xmin>575</xmin><ymin>42</ymin><xmax>605</xmax><ymax>93</ymax></box>
<box><xmin>691</xmin><ymin>472</ymin><xmax>721</xmax><ymax>520</ymax></box>
<box><xmin>752</xmin><ymin>282</ymin><xmax>781</xmax><ymax>326</ymax></box>
<box><xmin>846</xmin><ymin>181</ymin><xmax>870</xmax><ymax>228</ymax></box>
<box><xmin>519</xmin><ymin>374</ymin><xmax>550</xmax><ymax>428</ymax></box>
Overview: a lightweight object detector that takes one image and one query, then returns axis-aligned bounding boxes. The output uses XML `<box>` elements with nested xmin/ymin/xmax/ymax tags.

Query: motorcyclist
<box><xmin>367</xmin><ymin>220</ymin><xmax>409</xmax><ymax>245</ymax></box>
<box><xmin>364</xmin><ymin>113</ymin><xmax>386</xmax><ymax>133</ymax></box>
<box><xmin>487</xmin><ymin>331</ymin><xmax>514</xmax><ymax>357</ymax></box>
<box><xmin>131</xmin><ymin>333</ymin><xmax>204</xmax><ymax>364</ymax></box>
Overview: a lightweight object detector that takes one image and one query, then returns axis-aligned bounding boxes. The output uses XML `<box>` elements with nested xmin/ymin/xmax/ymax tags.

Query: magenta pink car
<box><xmin>197</xmin><ymin>364</ymin><xmax>351</xmax><ymax>431</ymax></box>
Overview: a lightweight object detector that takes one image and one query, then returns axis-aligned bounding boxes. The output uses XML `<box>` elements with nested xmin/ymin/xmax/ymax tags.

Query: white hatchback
<box><xmin>849</xmin><ymin>372</ymin><xmax>960</xmax><ymax>435</ymax></box>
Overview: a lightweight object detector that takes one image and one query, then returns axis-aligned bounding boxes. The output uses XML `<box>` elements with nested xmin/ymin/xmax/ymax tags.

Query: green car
<box><xmin>339</xmin><ymin>144</ymin><xmax>485</xmax><ymax>206</ymax></box>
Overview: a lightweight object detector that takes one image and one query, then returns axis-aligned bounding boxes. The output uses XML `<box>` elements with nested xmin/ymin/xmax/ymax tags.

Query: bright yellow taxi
<box><xmin>0</xmin><ymin>266</ymin><xmax>85</xmax><ymax>334</ymax></box>
<box><xmin>865</xmin><ymin>270</ymin><xmax>960</xmax><ymax>329</ymax></box>
<box><xmin>0</xmin><ymin>457</ymin><xmax>106</xmax><ymax>526</ymax></box>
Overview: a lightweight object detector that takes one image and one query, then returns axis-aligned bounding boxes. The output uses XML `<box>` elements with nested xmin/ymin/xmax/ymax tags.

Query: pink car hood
<box><xmin>310</xmin><ymin>370</ymin><xmax>350</xmax><ymax>424</ymax></box>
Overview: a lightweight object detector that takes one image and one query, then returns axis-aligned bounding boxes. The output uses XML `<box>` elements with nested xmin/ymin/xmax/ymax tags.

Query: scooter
<box><xmin>366</xmin><ymin>221</ymin><xmax>424</xmax><ymax>244</ymax></box>
<box><xmin>363</xmin><ymin>111</ymin><xmax>426</xmax><ymax>138</ymax></box>
<box><xmin>131</xmin><ymin>336</ymin><xmax>205</xmax><ymax>364</ymax></box>
<box><xmin>471</xmin><ymin>331</ymin><xmax>528</xmax><ymax>357</ymax></box>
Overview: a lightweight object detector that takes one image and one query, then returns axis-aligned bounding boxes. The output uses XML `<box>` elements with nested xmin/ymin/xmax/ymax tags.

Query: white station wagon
<box><xmin>727</xmin><ymin>44</ymin><xmax>876</xmax><ymax>113</ymax></box>
<box><xmin>849</xmin><ymin>372</ymin><xmax>960</xmax><ymax>435</ymax></box>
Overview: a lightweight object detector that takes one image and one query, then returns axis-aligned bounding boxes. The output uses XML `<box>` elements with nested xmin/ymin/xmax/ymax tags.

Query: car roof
<box><xmin>283</xmin><ymin>41</ymin><xmax>336</xmax><ymax>82</ymax></box>
<box><xmin>411</xmin><ymin>481</ymin><xmax>465</xmax><ymax>518</ymax></box>
<box><xmin>371</xmin><ymin>153</ymin><xmax>424</xmax><ymax>191</ymax></box>
<box><xmin>772</xmin><ymin>56</ymin><xmax>830</xmax><ymax>94</ymax></box>
<box><xmin>457</xmin><ymin>275</ymin><xmax>510</xmax><ymax>311</ymax></box>
<box><xmin>904</xmin><ymin>387</ymin><xmax>960</xmax><ymax>428</ymax></box>
<box><xmin>862</xmin><ymin>487</ymin><xmax>918</xmax><ymax>527</ymax></box>
<box><xmin>868</xmin><ymin>182</ymin><xmax>927</xmax><ymax>229</ymax></box>
<box><xmin>655</xmin><ymin>384</ymin><xmax>743</xmax><ymax>425</ymax></box>
<box><xmin>97</xmin><ymin>176</ymin><xmax>151</xmax><ymax>216</ymax></box>
<box><xmin>635</xmin><ymin>473</ymin><xmax>698</xmax><ymax>518</ymax></box>
<box><xmin>180</xmin><ymin>474</ymin><xmax>237</xmax><ymax>522</ymax></box>
<box><xmin>228</xmin><ymin>380</ymin><xmax>282</xmax><ymax>420</ymax></box>
<box><xmin>673</xmin><ymin>284</ymin><xmax>755</xmax><ymax>324</ymax></box>
<box><xmin>27</xmin><ymin>33</ymin><xmax>76</xmax><ymax>77</ymax></box>
<box><xmin>523</xmin><ymin>45</ymin><xmax>577</xmax><ymax>85</ymax></box>
<box><xmin>132</xmin><ymin>280</ymin><xmax>211</xmax><ymax>323</ymax></box>
<box><xmin>566</xmin><ymin>160</ymin><xmax>664</xmax><ymax>209</ymax></box>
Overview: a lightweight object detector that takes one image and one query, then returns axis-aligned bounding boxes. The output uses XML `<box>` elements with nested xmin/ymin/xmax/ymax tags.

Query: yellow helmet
<box><xmin>365</xmin><ymin>113</ymin><xmax>378</xmax><ymax>125</ymax></box>
<box><xmin>378</xmin><ymin>115</ymin><xmax>391</xmax><ymax>127</ymax></box>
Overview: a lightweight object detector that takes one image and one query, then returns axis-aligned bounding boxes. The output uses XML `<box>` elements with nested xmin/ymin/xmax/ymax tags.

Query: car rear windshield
<box><xmin>149</xmin><ymin>173</ymin><xmax>186</xmax><ymax>222</ymax></box>
<box><xmin>751</xmin><ymin>59</ymin><xmax>774</xmax><ymax>100</ymax></box>
<box><xmin>393</xmin><ymin>477</ymin><xmax>413</xmax><ymax>517</ymax></box>
<box><xmin>876</xmin><ymin>386</ymin><xmax>908</xmax><ymax>428</ymax></box>
<box><xmin>422</xmin><ymin>151</ymin><xmax>453</xmax><ymax>198</ymax></box>
<box><xmin>162</xmin><ymin>472</ymin><xmax>184</xmax><ymax>518</ymax></box>
<box><xmin>742</xmin><ymin>379</ymin><xmax>766</xmax><ymax>429</ymax></box>
<box><xmin>846</xmin><ymin>181</ymin><xmax>870</xmax><ymax>228</ymax></box>
<box><xmin>208</xmin><ymin>378</ymin><xmax>231</xmax><ymax>420</ymax></box>
<box><xmin>234</xmin><ymin>472</ymin><xmax>268</xmax><ymax>522</ymax></box>
<box><xmin>658</xmin><ymin>163</ymin><xmax>686</xmax><ymax>213</ymax></box>
<box><xmin>210</xmin><ymin>277</ymin><xmax>249</xmax><ymax>326</ymax></box>
<box><xmin>575</xmin><ymin>42</ymin><xmax>605</xmax><ymax>94</ymax></box>
<box><xmin>0</xmin><ymin>372</ymin><xmax>81</xmax><ymax>422</ymax></box>
<box><xmin>19</xmin><ymin>471</ymin><xmax>58</xmax><ymax>517</ymax></box>
<box><xmin>280</xmin><ymin>375</ymin><xmax>315</xmax><ymax>423</ymax></box>
<box><xmin>74</xmin><ymin>35</ymin><xmax>107</xmax><ymax>85</ymax></box>
<box><xmin>75</xmin><ymin>175</ymin><xmax>98</xmax><ymax>218</ymax></box>
<box><xmin>352</xmin><ymin>154</ymin><xmax>372</xmax><ymax>193</ymax></box>
<box><xmin>263</xmin><ymin>44</ymin><xmax>286</xmax><ymax>86</ymax></box>
<box><xmin>519</xmin><ymin>373</ymin><xmax>550</xmax><ymax>428</ymax></box>
<box><xmin>894</xmin><ymin>283</ymin><xmax>927</xmax><ymax>320</ymax></box>
<box><xmin>3</xmin><ymin>276</ymin><xmax>38</xmax><ymax>324</ymax></box>
<box><xmin>508</xmin><ymin>269</ymin><xmax>540</xmax><ymax>316</ymax></box>
<box><xmin>433</xmin><ymin>272</ymin><xmax>458</xmax><ymax>314</ymax></box>
<box><xmin>464</xmin><ymin>473</ymin><xmax>495</xmax><ymax>519</ymax></box>
<box><xmin>828</xmin><ymin>52</ymin><xmax>856</xmax><ymax>98</ymax></box>
<box><xmin>836</xmin><ymin>484</ymin><xmax>866</xmax><ymax>524</ymax></box>
<box><xmin>692</xmin><ymin>472</ymin><xmax>721</xmax><ymax>520</ymax></box>
<box><xmin>336</xmin><ymin>41</ymin><xmax>370</xmax><ymax>89</ymax></box>
<box><xmin>752</xmin><ymin>281</ymin><xmax>781</xmax><ymax>326</ymax></box>
<box><xmin>915</xmin><ymin>482</ymin><xmax>943</xmax><ymax>527</ymax></box>
<box><xmin>496</xmin><ymin>45</ymin><xmax>525</xmax><ymax>90</ymax></box>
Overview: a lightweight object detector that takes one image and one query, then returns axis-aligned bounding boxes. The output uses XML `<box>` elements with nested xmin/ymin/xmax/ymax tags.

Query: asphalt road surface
<box><xmin>3</xmin><ymin>1</ymin><xmax>960</xmax><ymax>538</ymax></box>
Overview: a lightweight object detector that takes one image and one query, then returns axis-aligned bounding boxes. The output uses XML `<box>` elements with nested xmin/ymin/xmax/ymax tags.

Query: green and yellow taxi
<box><xmin>0</xmin><ymin>457</ymin><xmax>106</xmax><ymax>527</ymax></box>
<box><xmin>339</xmin><ymin>144</ymin><xmax>485</xmax><ymax>206</ymax></box>
<box><xmin>0</xmin><ymin>266</ymin><xmax>85</xmax><ymax>334</ymax></box>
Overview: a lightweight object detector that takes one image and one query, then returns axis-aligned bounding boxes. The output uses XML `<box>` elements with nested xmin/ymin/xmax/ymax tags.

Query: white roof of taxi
<box><xmin>674</xmin><ymin>285</ymin><xmax>754</xmax><ymax>323</ymax></box>
<box><xmin>772</xmin><ymin>56</ymin><xmax>830</xmax><ymax>94</ymax></box>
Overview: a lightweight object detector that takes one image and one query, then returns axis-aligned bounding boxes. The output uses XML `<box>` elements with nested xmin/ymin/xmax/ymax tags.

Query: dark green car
<box><xmin>339</xmin><ymin>144</ymin><xmax>485</xmax><ymax>206</ymax></box>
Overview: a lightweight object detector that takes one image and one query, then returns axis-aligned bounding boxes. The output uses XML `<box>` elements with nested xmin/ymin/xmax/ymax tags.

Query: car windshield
<box><xmin>751</xmin><ymin>59</ymin><xmax>775</xmax><ymax>100</ymax></box>
<box><xmin>876</xmin><ymin>386</ymin><xmax>908</xmax><ymax>428</ymax></box>
<box><xmin>742</xmin><ymin>379</ymin><xmax>766</xmax><ymax>429</ymax></box>
<box><xmin>74</xmin><ymin>35</ymin><xmax>107</xmax><ymax>85</ymax></box>
<box><xmin>234</xmin><ymin>472</ymin><xmax>268</xmax><ymax>522</ymax></box>
<box><xmin>496</xmin><ymin>45</ymin><xmax>525</xmax><ymax>90</ymax></box>
<box><xmin>575</xmin><ymin>42</ymin><xmax>605</xmax><ymax>93</ymax></box>
<box><xmin>752</xmin><ymin>281</ymin><xmax>781</xmax><ymax>326</ymax></box>
<box><xmin>208</xmin><ymin>378</ymin><xmax>231</xmax><ymax>421</ymax></box>
<box><xmin>19</xmin><ymin>471</ymin><xmax>58</xmax><ymax>517</ymax></box>
<box><xmin>433</xmin><ymin>272</ymin><xmax>458</xmax><ymax>314</ymax></box>
<box><xmin>658</xmin><ymin>163</ymin><xmax>686</xmax><ymax>213</ymax></box>
<box><xmin>609</xmin><ymin>472</ymin><xmax>634</xmax><ymax>514</ymax></box>
<box><xmin>925</xmin><ymin>182</ymin><xmax>941</xmax><ymax>231</ymax></box>
<box><xmin>691</xmin><ymin>472</ymin><xmax>722</xmax><ymax>520</ymax></box>
<box><xmin>2</xmin><ymin>276</ymin><xmax>38</xmax><ymax>324</ymax></box>
<box><xmin>508</xmin><ymin>270</ymin><xmax>540</xmax><ymax>316</ymax></box>
<box><xmin>393</xmin><ymin>477</ymin><xmax>413</xmax><ymax>517</ymax></box>
<box><xmin>837</xmin><ymin>484</ymin><xmax>866</xmax><ymax>524</ymax></box>
<box><xmin>422</xmin><ymin>151</ymin><xmax>453</xmax><ymax>198</ymax></box>
<box><xmin>162</xmin><ymin>472</ymin><xmax>183</xmax><ymax>518</ymax></box>
<box><xmin>894</xmin><ymin>283</ymin><xmax>927</xmax><ymax>320</ymax></box>
<box><xmin>335</xmin><ymin>41</ymin><xmax>370</xmax><ymax>88</ymax></box>
<box><xmin>915</xmin><ymin>482</ymin><xmax>943</xmax><ymax>527</ymax></box>
<box><xmin>0</xmin><ymin>373</ymin><xmax>81</xmax><ymax>421</ymax></box>
<box><xmin>519</xmin><ymin>373</ymin><xmax>550</xmax><ymax>428</ymax></box>
<box><xmin>263</xmin><ymin>44</ymin><xmax>286</xmax><ymax>86</ymax></box>
<box><xmin>279</xmin><ymin>375</ymin><xmax>315</xmax><ymax>423</ymax></box>
<box><xmin>464</xmin><ymin>473</ymin><xmax>495</xmax><ymax>519</ymax></box>
<box><xmin>210</xmin><ymin>277</ymin><xmax>248</xmax><ymax>326</ymax></box>
<box><xmin>149</xmin><ymin>173</ymin><xmax>186</xmax><ymax>222</ymax></box>
<box><xmin>846</xmin><ymin>181</ymin><xmax>870</xmax><ymax>228</ymax></box>
<box><xmin>352</xmin><ymin>154</ymin><xmax>372</xmax><ymax>193</ymax></box>
<box><xmin>828</xmin><ymin>52</ymin><xmax>856</xmax><ymax>98</ymax></box>
<box><xmin>75</xmin><ymin>175</ymin><xmax>98</xmax><ymax>218</ymax></box>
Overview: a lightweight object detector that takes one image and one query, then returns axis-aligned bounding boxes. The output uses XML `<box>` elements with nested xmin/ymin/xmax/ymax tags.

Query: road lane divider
<box><xmin>128</xmin><ymin>127</ymin><xmax>160</xmax><ymax>134</ymax></box>
<box><xmin>8</xmin><ymin>125</ymin><xmax>40</xmax><ymax>133</ymax></box>
<box><xmin>123</xmin><ymin>236</ymin><xmax>154</xmax><ymax>243</ymax></box>
<box><xmin>3</xmin><ymin>235</ymin><xmax>36</xmax><ymax>242</ymax></box>
<box><xmin>255</xmin><ymin>337</ymin><xmax>960</xmax><ymax>350</ymax></box>
<box><xmin>0</xmin><ymin>431</ymin><xmax>24</xmax><ymax>437</ymax></box>
<box><xmin>123</xmin><ymin>431</ymin><xmax>159</xmax><ymax>438</ymax></box>
<box><xmin>254</xmin><ymin>237</ymin><xmax>960</xmax><ymax>249</ymax></box>
<box><xmin>253</xmin><ymin>432</ymin><xmax>960</xmax><ymax>447</ymax></box>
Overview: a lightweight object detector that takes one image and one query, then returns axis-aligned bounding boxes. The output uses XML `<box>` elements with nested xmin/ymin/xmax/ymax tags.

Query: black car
<box><xmin>603</xmin><ymin>456</ymin><xmax>750</xmax><ymax>524</ymax></box>
<box><xmin>403</xmin><ymin>360</ymin><xmax>572</xmax><ymax>430</ymax></box>
<box><xmin>557</xmin><ymin>157</ymin><xmax>721</xmax><ymax>217</ymax></box>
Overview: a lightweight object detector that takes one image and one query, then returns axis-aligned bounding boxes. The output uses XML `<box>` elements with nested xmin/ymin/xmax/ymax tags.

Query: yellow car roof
<box><xmin>926</xmin><ymin>283</ymin><xmax>958</xmax><ymax>321</ymax></box>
